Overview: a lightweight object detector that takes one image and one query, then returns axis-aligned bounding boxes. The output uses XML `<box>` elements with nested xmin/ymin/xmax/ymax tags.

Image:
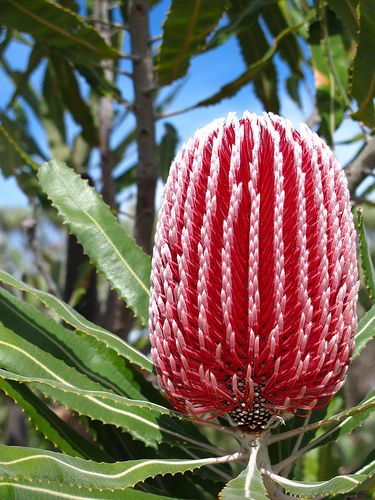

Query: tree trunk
<box><xmin>127</xmin><ymin>0</ymin><xmax>158</xmax><ymax>255</ymax></box>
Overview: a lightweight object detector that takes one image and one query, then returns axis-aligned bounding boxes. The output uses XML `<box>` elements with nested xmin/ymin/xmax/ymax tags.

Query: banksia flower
<box><xmin>149</xmin><ymin>112</ymin><xmax>358</xmax><ymax>433</ymax></box>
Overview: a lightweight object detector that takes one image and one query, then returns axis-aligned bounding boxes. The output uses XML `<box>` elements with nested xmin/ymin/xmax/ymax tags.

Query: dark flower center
<box><xmin>229</xmin><ymin>382</ymin><xmax>273</xmax><ymax>433</ymax></box>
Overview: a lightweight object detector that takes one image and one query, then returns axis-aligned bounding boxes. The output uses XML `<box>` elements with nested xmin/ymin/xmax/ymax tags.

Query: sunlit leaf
<box><xmin>0</xmin><ymin>379</ymin><xmax>109</xmax><ymax>461</ymax></box>
<box><xmin>230</xmin><ymin>1</ymin><xmax>279</xmax><ymax>113</ymax></box>
<box><xmin>157</xmin><ymin>0</ymin><xmax>227</xmax><ymax>85</ymax></box>
<box><xmin>0</xmin><ymin>443</ymin><xmax>236</xmax><ymax>496</ymax></box>
<box><xmin>219</xmin><ymin>444</ymin><xmax>267</xmax><ymax>499</ymax></box>
<box><xmin>0</xmin><ymin>285</ymin><xmax>145</xmax><ymax>399</ymax></box>
<box><xmin>0</xmin><ymin>270</ymin><xmax>153</xmax><ymax>372</ymax></box>
<box><xmin>38</xmin><ymin>161</ymin><xmax>151</xmax><ymax>324</ymax></box>
<box><xmin>350</xmin><ymin>0</ymin><xmax>375</xmax><ymax>127</ymax></box>
<box><xmin>1</xmin><ymin>0</ymin><xmax>120</xmax><ymax>63</ymax></box>
<box><xmin>268</xmin><ymin>459</ymin><xmax>375</xmax><ymax>498</ymax></box>
<box><xmin>159</xmin><ymin>123</ymin><xmax>179</xmax><ymax>182</ymax></box>
<box><xmin>355</xmin><ymin>208</ymin><xmax>375</xmax><ymax>302</ymax></box>
<box><xmin>354</xmin><ymin>304</ymin><xmax>375</xmax><ymax>358</ymax></box>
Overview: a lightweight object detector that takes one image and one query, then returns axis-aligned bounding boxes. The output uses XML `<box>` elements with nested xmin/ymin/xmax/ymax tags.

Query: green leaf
<box><xmin>0</xmin><ymin>365</ymin><xmax>225</xmax><ymax>452</ymax></box>
<box><xmin>354</xmin><ymin>304</ymin><xmax>375</xmax><ymax>358</ymax></box>
<box><xmin>38</xmin><ymin>160</ymin><xmax>151</xmax><ymax>325</ymax></box>
<box><xmin>268</xmin><ymin>460</ymin><xmax>375</xmax><ymax>498</ymax></box>
<box><xmin>0</xmin><ymin>379</ymin><xmax>109</xmax><ymax>461</ymax></box>
<box><xmin>1</xmin><ymin>0</ymin><xmax>120</xmax><ymax>63</ymax></box>
<box><xmin>0</xmin><ymin>443</ymin><xmax>236</xmax><ymax>495</ymax></box>
<box><xmin>328</xmin><ymin>0</ymin><xmax>359</xmax><ymax>37</ymax></box>
<box><xmin>115</xmin><ymin>164</ymin><xmax>137</xmax><ymax>191</ymax></box>
<box><xmin>42</xmin><ymin>59</ymin><xmax>67</xmax><ymax>156</ymax></box>
<box><xmin>204</xmin><ymin>0</ymin><xmax>274</xmax><ymax>52</ymax></box>
<box><xmin>48</xmin><ymin>56</ymin><xmax>98</xmax><ymax>146</ymax></box>
<box><xmin>195</xmin><ymin>15</ymin><xmax>311</xmax><ymax>108</ymax></box>
<box><xmin>0</xmin><ymin>285</ymin><xmax>145</xmax><ymax>399</ymax></box>
<box><xmin>0</xmin><ymin>481</ymin><xmax>173</xmax><ymax>500</ymax></box>
<box><xmin>226</xmin><ymin>0</ymin><xmax>280</xmax><ymax>112</ymax></box>
<box><xmin>5</xmin><ymin>44</ymin><xmax>45</xmax><ymax>111</ymax></box>
<box><xmin>112</xmin><ymin>128</ymin><xmax>136</xmax><ymax>168</ymax></box>
<box><xmin>219</xmin><ymin>443</ymin><xmax>268</xmax><ymax>499</ymax></box>
<box><xmin>337</xmin><ymin>389</ymin><xmax>375</xmax><ymax>437</ymax></box>
<box><xmin>262</xmin><ymin>3</ymin><xmax>302</xmax><ymax>77</ymax></box>
<box><xmin>309</xmin><ymin>11</ymin><xmax>349</xmax><ymax>144</ymax></box>
<box><xmin>157</xmin><ymin>0</ymin><xmax>227</xmax><ymax>85</ymax></box>
<box><xmin>271</xmin><ymin>389</ymin><xmax>375</xmax><ymax>453</ymax></box>
<box><xmin>355</xmin><ymin>208</ymin><xmax>375</xmax><ymax>302</ymax></box>
<box><xmin>0</xmin><ymin>117</ymin><xmax>40</xmax><ymax>174</ymax></box>
<box><xmin>159</xmin><ymin>123</ymin><xmax>179</xmax><ymax>182</ymax></box>
<box><xmin>0</xmin><ymin>270</ymin><xmax>153</xmax><ymax>372</ymax></box>
<box><xmin>350</xmin><ymin>0</ymin><xmax>375</xmax><ymax>127</ymax></box>
<box><xmin>286</xmin><ymin>74</ymin><xmax>302</xmax><ymax>108</ymax></box>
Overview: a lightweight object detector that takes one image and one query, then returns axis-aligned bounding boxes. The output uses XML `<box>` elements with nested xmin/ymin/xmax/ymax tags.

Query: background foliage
<box><xmin>0</xmin><ymin>0</ymin><xmax>374</xmax><ymax>498</ymax></box>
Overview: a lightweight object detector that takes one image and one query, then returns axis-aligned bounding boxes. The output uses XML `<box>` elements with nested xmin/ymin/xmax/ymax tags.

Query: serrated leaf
<box><xmin>219</xmin><ymin>443</ymin><xmax>268</xmax><ymax>499</ymax></box>
<box><xmin>271</xmin><ymin>389</ymin><xmax>375</xmax><ymax>453</ymax></box>
<box><xmin>262</xmin><ymin>2</ymin><xmax>302</xmax><ymax>76</ymax></box>
<box><xmin>38</xmin><ymin>160</ymin><xmax>151</xmax><ymax>325</ymax></box>
<box><xmin>0</xmin><ymin>478</ymin><xmax>177</xmax><ymax>499</ymax></box>
<box><xmin>0</xmin><ymin>270</ymin><xmax>153</xmax><ymax>372</ymax></box>
<box><xmin>355</xmin><ymin>208</ymin><xmax>375</xmax><ymax>302</ymax></box>
<box><xmin>309</xmin><ymin>11</ymin><xmax>349</xmax><ymax>144</ymax></box>
<box><xmin>0</xmin><ymin>443</ymin><xmax>236</xmax><ymax>496</ymax></box>
<box><xmin>268</xmin><ymin>460</ymin><xmax>375</xmax><ymax>498</ymax></box>
<box><xmin>1</xmin><ymin>0</ymin><xmax>120</xmax><ymax>63</ymax></box>
<box><xmin>42</xmin><ymin>59</ymin><xmax>68</xmax><ymax>159</ymax></box>
<box><xmin>0</xmin><ymin>363</ymin><xmax>219</xmax><ymax>453</ymax></box>
<box><xmin>0</xmin><ymin>285</ymin><xmax>145</xmax><ymax>399</ymax></box>
<box><xmin>48</xmin><ymin>56</ymin><xmax>98</xmax><ymax>146</ymax></box>
<box><xmin>230</xmin><ymin>3</ymin><xmax>279</xmax><ymax>113</ymax></box>
<box><xmin>195</xmin><ymin>15</ymin><xmax>311</xmax><ymax>108</ymax></box>
<box><xmin>157</xmin><ymin>0</ymin><xmax>227</xmax><ymax>85</ymax></box>
<box><xmin>115</xmin><ymin>164</ymin><xmax>137</xmax><ymax>191</ymax></box>
<box><xmin>354</xmin><ymin>304</ymin><xmax>375</xmax><ymax>358</ymax></box>
<box><xmin>0</xmin><ymin>118</ymin><xmax>40</xmax><ymax>174</ymax></box>
<box><xmin>350</xmin><ymin>0</ymin><xmax>375</xmax><ymax>127</ymax></box>
<box><xmin>204</xmin><ymin>0</ymin><xmax>274</xmax><ymax>52</ymax></box>
<box><xmin>159</xmin><ymin>123</ymin><xmax>179</xmax><ymax>182</ymax></box>
<box><xmin>0</xmin><ymin>379</ymin><xmax>109</xmax><ymax>461</ymax></box>
<box><xmin>286</xmin><ymin>74</ymin><xmax>302</xmax><ymax>108</ymax></box>
<box><xmin>328</xmin><ymin>0</ymin><xmax>359</xmax><ymax>37</ymax></box>
<box><xmin>0</xmin><ymin>368</ymin><xmax>181</xmax><ymax>449</ymax></box>
<box><xmin>5</xmin><ymin>44</ymin><xmax>44</xmax><ymax>111</ymax></box>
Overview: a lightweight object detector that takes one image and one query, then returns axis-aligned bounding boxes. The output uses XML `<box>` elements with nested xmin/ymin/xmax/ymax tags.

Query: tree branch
<box><xmin>346</xmin><ymin>136</ymin><xmax>375</xmax><ymax>196</ymax></box>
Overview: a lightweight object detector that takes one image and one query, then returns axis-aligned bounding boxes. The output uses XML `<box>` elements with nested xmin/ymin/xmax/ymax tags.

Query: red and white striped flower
<box><xmin>149</xmin><ymin>112</ymin><xmax>358</xmax><ymax>432</ymax></box>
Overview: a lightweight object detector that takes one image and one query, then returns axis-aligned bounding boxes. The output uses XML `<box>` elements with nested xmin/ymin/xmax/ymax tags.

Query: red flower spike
<box><xmin>149</xmin><ymin>112</ymin><xmax>358</xmax><ymax>433</ymax></box>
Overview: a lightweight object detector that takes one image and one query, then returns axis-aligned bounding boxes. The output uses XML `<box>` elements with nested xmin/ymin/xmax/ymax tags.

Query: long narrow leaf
<box><xmin>0</xmin><ymin>285</ymin><xmax>145</xmax><ymax>399</ymax></box>
<box><xmin>0</xmin><ymin>366</ymin><xmax>221</xmax><ymax>453</ymax></box>
<box><xmin>195</xmin><ymin>16</ymin><xmax>311</xmax><ymax>108</ymax></box>
<box><xmin>157</xmin><ymin>0</ymin><xmax>227</xmax><ymax>85</ymax></box>
<box><xmin>267</xmin><ymin>461</ymin><xmax>375</xmax><ymax>498</ymax></box>
<box><xmin>0</xmin><ymin>443</ymin><xmax>239</xmax><ymax>491</ymax></box>
<box><xmin>355</xmin><ymin>208</ymin><xmax>375</xmax><ymax>302</ymax></box>
<box><xmin>350</xmin><ymin>0</ymin><xmax>375</xmax><ymax>127</ymax></box>
<box><xmin>0</xmin><ymin>379</ymin><xmax>109</xmax><ymax>461</ymax></box>
<box><xmin>354</xmin><ymin>304</ymin><xmax>375</xmax><ymax>358</ymax></box>
<box><xmin>219</xmin><ymin>443</ymin><xmax>267</xmax><ymax>499</ymax></box>
<box><xmin>38</xmin><ymin>160</ymin><xmax>151</xmax><ymax>324</ymax></box>
<box><xmin>0</xmin><ymin>479</ymin><xmax>176</xmax><ymax>499</ymax></box>
<box><xmin>2</xmin><ymin>0</ymin><xmax>119</xmax><ymax>63</ymax></box>
<box><xmin>0</xmin><ymin>270</ymin><xmax>153</xmax><ymax>372</ymax></box>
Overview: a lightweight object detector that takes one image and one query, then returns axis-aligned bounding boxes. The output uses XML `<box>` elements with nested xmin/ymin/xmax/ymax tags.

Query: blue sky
<box><xmin>0</xmin><ymin>0</ymin><xmax>362</xmax><ymax>207</ymax></box>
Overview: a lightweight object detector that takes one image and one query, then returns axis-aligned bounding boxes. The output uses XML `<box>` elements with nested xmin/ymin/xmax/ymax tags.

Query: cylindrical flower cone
<box><xmin>149</xmin><ymin>112</ymin><xmax>358</xmax><ymax>433</ymax></box>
